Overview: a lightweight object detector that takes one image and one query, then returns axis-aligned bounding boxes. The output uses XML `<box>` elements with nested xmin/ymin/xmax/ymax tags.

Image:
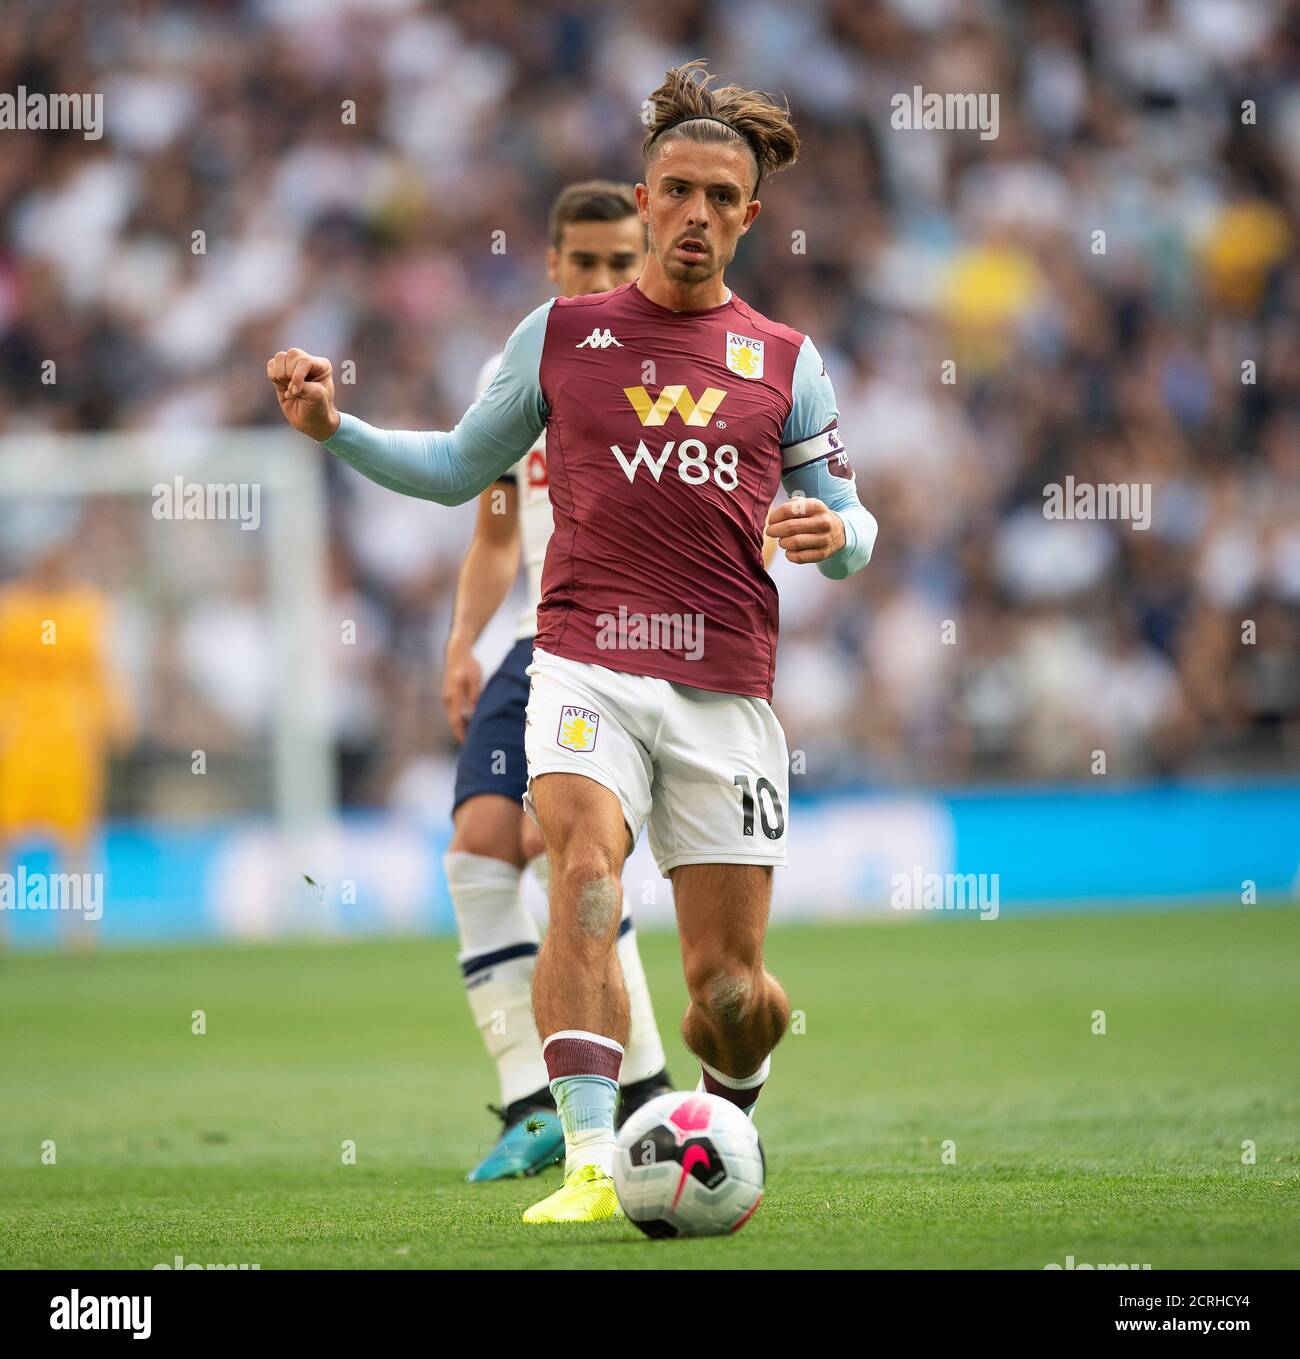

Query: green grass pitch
<box><xmin>2</xmin><ymin>905</ymin><xmax>1297</xmax><ymax>1269</ymax></box>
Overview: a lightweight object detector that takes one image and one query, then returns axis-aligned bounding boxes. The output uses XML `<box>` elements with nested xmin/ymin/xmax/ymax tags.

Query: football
<box><xmin>614</xmin><ymin>1091</ymin><xmax>765</xmax><ymax>1238</ymax></box>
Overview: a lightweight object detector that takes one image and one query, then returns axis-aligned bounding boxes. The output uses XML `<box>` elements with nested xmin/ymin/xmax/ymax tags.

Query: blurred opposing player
<box><xmin>268</xmin><ymin>61</ymin><xmax>878</xmax><ymax>1224</ymax></box>
<box><xmin>0</xmin><ymin>533</ymin><xmax>132</xmax><ymax>949</ymax></box>
<box><xmin>442</xmin><ymin>182</ymin><xmax>675</xmax><ymax>1181</ymax></box>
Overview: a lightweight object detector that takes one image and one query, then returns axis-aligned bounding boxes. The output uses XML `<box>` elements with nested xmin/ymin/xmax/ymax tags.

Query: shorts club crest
<box><xmin>557</xmin><ymin>705</ymin><xmax>600</xmax><ymax>753</ymax></box>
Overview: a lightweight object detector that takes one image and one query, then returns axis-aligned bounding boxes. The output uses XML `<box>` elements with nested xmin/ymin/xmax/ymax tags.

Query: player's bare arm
<box><xmin>442</xmin><ymin>484</ymin><xmax>520</xmax><ymax>742</ymax></box>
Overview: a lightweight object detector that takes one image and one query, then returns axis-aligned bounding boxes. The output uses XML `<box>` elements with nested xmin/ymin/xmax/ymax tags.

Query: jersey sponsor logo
<box><xmin>623</xmin><ymin>384</ymin><xmax>726</xmax><ymax>427</ymax></box>
<box><xmin>557</xmin><ymin>705</ymin><xmax>599</xmax><ymax>753</ymax></box>
<box><xmin>725</xmin><ymin>332</ymin><xmax>764</xmax><ymax>380</ymax></box>
<box><xmin>609</xmin><ymin>438</ymin><xmax>739</xmax><ymax>490</ymax></box>
<box><xmin>576</xmin><ymin>328</ymin><xmax>622</xmax><ymax>349</ymax></box>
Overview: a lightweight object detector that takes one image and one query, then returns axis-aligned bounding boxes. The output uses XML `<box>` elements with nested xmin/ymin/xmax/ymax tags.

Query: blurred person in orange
<box><xmin>0</xmin><ymin>528</ymin><xmax>133</xmax><ymax>950</ymax></box>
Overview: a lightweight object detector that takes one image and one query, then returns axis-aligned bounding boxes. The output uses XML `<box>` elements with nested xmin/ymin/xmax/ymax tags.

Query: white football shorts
<box><xmin>522</xmin><ymin>646</ymin><xmax>790</xmax><ymax>876</ymax></box>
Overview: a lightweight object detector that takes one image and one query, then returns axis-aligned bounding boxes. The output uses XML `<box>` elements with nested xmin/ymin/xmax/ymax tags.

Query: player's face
<box><xmin>547</xmin><ymin>217</ymin><xmax>647</xmax><ymax>298</ymax></box>
<box><xmin>639</xmin><ymin>139</ymin><xmax>761</xmax><ymax>286</ymax></box>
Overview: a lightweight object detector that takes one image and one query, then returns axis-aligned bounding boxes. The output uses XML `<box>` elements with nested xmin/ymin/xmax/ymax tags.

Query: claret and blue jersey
<box><xmin>324</xmin><ymin>280</ymin><xmax>877</xmax><ymax>700</ymax></box>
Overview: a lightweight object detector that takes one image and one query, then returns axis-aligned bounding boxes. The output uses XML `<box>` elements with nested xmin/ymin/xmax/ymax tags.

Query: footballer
<box><xmin>441</xmin><ymin>181</ymin><xmax>674</xmax><ymax>1181</ymax></box>
<box><xmin>268</xmin><ymin>61</ymin><xmax>878</xmax><ymax>1224</ymax></box>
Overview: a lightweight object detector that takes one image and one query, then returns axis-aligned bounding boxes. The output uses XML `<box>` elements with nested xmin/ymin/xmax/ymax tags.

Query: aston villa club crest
<box><xmin>725</xmin><ymin>331</ymin><xmax>764</xmax><ymax>380</ymax></box>
<box><xmin>557</xmin><ymin>705</ymin><xmax>599</xmax><ymax>753</ymax></box>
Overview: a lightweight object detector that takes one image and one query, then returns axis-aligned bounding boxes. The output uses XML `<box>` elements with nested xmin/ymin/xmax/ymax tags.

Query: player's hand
<box><xmin>266</xmin><ymin>348</ymin><xmax>340</xmax><ymax>441</ymax></box>
<box><xmin>442</xmin><ymin>637</ymin><xmax>483</xmax><ymax>743</ymax></box>
<box><xmin>764</xmin><ymin>495</ymin><xmax>846</xmax><ymax>564</ymax></box>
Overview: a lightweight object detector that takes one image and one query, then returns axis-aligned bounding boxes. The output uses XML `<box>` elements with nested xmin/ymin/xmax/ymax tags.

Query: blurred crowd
<box><xmin>1</xmin><ymin>0</ymin><xmax>1297</xmax><ymax>810</ymax></box>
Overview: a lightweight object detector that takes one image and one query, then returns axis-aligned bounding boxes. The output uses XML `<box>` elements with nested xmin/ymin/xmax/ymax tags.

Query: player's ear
<box><xmin>739</xmin><ymin>197</ymin><xmax>761</xmax><ymax>235</ymax></box>
<box><xmin>634</xmin><ymin>182</ymin><xmax>651</xmax><ymax>222</ymax></box>
<box><xmin>546</xmin><ymin>246</ymin><xmax>559</xmax><ymax>284</ymax></box>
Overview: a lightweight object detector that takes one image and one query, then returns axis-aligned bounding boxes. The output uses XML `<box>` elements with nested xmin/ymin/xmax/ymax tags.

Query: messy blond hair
<box><xmin>642</xmin><ymin>59</ymin><xmax>799</xmax><ymax>194</ymax></box>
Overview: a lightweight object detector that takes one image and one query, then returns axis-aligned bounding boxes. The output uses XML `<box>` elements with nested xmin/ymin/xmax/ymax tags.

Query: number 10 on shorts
<box><xmin>733</xmin><ymin>774</ymin><xmax>785</xmax><ymax>840</ymax></box>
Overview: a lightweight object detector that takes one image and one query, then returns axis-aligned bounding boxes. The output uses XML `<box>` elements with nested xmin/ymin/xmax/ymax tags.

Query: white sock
<box><xmin>552</xmin><ymin>1082</ymin><xmax>619</xmax><ymax>1176</ymax></box>
<box><xmin>698</xmin><ymin>1055</ymin><xmax>771</xmax><ymax>1120</ymax></box>
<box><xmin>616</xmin><ymin>899</ymin><xmax>668</xmax><ymax>1085</ymax></box>
<box><xmin>444</xmin><ymin>851</ymin><xmax>546</xmax><ymax>1108</ymax></box>
<box><xmin>544</xmin><ymin>1031</ymin><xmax>623</xmax><ymax>1177</ymax></box>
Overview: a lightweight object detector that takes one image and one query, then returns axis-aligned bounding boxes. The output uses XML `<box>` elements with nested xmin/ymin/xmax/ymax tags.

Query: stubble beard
<box><xmin>650</xmin><ymin>219</ymin><xmax>731</xmax><ymax>286</ymax></box>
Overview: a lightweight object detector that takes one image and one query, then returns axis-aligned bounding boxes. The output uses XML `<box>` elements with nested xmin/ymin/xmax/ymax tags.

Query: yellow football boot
<box><xmin>521</xmin><ymin>1163</ymin><xmax>622</xmax><ymax>1224</ymax></box>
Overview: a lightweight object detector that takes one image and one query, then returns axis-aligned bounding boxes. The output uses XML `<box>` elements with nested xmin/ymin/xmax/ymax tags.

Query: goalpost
<box><xmin>0</xmin><ymin>428</ymin><xmax>336</xmax><ymax>830</ymax></box>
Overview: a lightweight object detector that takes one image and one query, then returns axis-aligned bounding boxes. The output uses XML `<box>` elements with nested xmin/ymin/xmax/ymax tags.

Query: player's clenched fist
<box><xmin>764</xmin><ymin>496</ymin><xmax>846</xmax><ymax>564</ymax></box>
<box><xmin>266</xmin><ymin>348</ymin><xmax>340</xmax><ymax>442</ymax></box>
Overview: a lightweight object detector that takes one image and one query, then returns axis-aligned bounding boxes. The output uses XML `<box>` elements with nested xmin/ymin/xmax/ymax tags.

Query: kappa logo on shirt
<box><xmin>557</xmin><ymin>705</ymin><xmax>600</xmax><ymax>753</ymax></box>
<box><xmin>576</xmin><ymin>328</ymin><xmax>622</xmax><ymax>349</ymax></box>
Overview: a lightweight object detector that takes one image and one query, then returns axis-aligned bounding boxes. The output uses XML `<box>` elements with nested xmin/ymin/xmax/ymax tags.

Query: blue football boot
<box><xmin>467</xmin><ymin>1095</ymin><xmax>565</xmax><ymax>1182</ymax></box>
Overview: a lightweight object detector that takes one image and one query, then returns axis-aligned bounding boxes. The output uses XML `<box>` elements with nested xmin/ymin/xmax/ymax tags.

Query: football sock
<box><xmin>445</xmin><ymin>850</ymin><xmax>546</xmax><ymax>1109</ymax></box>
<box><xmin>616</xmin><ymin>899</ymin><xmax>669</xmax><ymax>1086</ymax></box>
<box><xmin>698</xmin><ymin>1054</ymin><xmax>771</xmax><ymax>1118</ymax></box>
<box><xmin>543</xmin><ymin>1030</ymin><xmax>623</xmax><ymax>1176</ymax></box>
